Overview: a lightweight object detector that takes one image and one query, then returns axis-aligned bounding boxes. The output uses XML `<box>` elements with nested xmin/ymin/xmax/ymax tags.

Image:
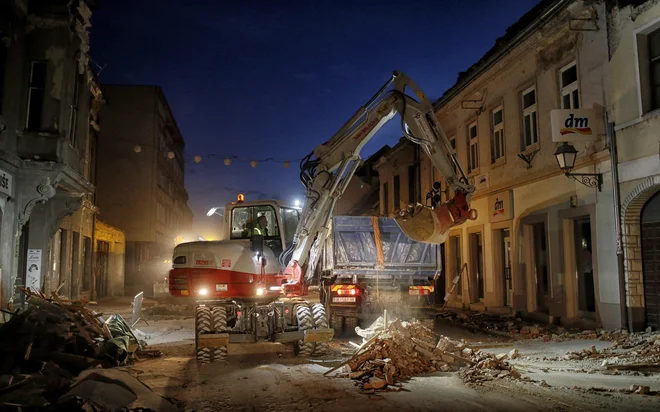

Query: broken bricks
<box><xmin>338</xmin><ymin>319</ymin><xmax>523</xmax><ymax>392</ymax></box>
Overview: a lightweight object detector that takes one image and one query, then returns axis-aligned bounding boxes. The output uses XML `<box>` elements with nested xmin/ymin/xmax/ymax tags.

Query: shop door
<box><xmin>642</xmin><ymin>222</ymin><xmax>660</xmax><ymax>329</ymax></box>
<box><xmin>574</xmin><ymin>216</ymin><xmax>596</xmax><ymax>314</ymax></box>
<box><xmin>503</xmin><ymin>230</ymin><xmax>512</xmax><ymax>307</ymax></box>
<box><xmin>532</xmin><ymin>222</ymin><xmax>550</xmax><ymax>313</ymax></box>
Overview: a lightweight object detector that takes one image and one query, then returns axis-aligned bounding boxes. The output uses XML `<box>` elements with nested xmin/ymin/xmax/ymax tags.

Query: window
<box><xmin>68</xmin><ymin>61</ymin><xmax>81</xmax><ymax>144</ymax></box>
<box><xmin>230</xmin><ymin>206</ymin><xmax>281</xmax><ymax>239</ymax></box>
<box><xmin>230</xmin><ymin>205</ymin><xmax>283</xmax><ymax>256</ymax></box>
<box><xmin>383</xmin><ymin>182</ymin><xmax>389</xmax><ymax>215</ymax></box>
<box><xmin>467</xmin><ymin>122</ymin><xmax>479</xmax><ymax>172</ymax></box>
<box><xmin>0</xmin><ymin>44</ymin><xmax>6</xmax><ymax>115</ymax></box>
<box><xmin>491</xmin><ymin>106</ymin><xmax>504</xmax><ymax>163</ymax></box>
<box><xmin>649</xmin><ymin>29</ymin><xmax>660</xmax><ymax>110</ymax></box>
<box><xmin>560</xmin><ymin>62</ymin><xmax>579</xmax><ymax>109</ymax></box>
<box><xmin>393</xmin><ymin>175</ymin><xmax>400</xmax><ymax>210</ymax></box>
<box><xmin>521</xmin><ymin>86</ymin><xmax>538</xmax><ymax>149</ymax></box>
<box><xmin>26</xmin><ymin>61</ymin><xmax>47</xmax><ymax>131</ymax></box>
<box><xmin>281</xmin><ymin>207</ymin><xmax>300</xmax><ymax>248</ymax></box>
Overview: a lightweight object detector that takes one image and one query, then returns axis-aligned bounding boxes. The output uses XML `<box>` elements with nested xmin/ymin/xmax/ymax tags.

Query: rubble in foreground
<box><xmin>0</xmin><ymin>288</ymin><xmax>171</xmax><ymax>411</ymax></box>
<box><xmin>330</xmin><ymin>318</ymin><xmax>524</xmax><ymax>393</ymax></box>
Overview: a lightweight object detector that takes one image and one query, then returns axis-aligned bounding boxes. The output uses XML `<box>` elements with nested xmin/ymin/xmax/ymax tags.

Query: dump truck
<box><xmin>319</xmin><ymin>216</ymin><xmax>440</xmax><ymax>335</ymax></box>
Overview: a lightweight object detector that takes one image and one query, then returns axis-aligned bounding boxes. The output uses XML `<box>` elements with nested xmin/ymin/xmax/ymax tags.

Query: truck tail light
<box><xmin>333</xmin><ymin>285</ymin><xmax>360</xmax><ymax>296</ymax></box>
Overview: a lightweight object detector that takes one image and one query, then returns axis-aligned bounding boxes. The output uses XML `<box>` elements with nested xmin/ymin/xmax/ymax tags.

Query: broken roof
<box><xmin>433</xmin><ymin>0</ymin><xmax>566</xmax><ymax>110</ymax></box>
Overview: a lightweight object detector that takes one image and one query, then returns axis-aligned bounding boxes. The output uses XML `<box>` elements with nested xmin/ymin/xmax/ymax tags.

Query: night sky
<box><xmin>91</xmin><ymin>0</ymin><xmax>540</xmax><ymax>239</ymax></box>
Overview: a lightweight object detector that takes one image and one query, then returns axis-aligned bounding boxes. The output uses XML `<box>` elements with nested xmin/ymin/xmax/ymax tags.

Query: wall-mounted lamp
<box><xmin>553</xmin><ymin>142</ymin><xmax>602</xmax><ymax>192</ymax></box>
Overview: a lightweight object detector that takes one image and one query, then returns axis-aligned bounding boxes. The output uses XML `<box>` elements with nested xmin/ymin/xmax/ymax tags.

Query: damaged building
<box><xmin>607</xmin><ymin>0</ymin><xmax>660</xmax><ymax>331</ymax></box>
<box><xmin>0</xmin><ymin>0</ymin><xmax>125</xmax><ymax>315</ymax></box>
<box><xmin>379</xmin><ymin>0</ymin><xmax>622</xmax><ymax>329</ymax></box>
<box><xmin>96</xmin><ymin>85</ymin><xmax>194</xmax><ymax>297</ymax></box>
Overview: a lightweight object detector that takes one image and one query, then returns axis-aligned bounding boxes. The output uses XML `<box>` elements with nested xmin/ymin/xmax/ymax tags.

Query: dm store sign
<box><xmin>488</xmin><ymin>191</ymin><xmax>513</xmax><ymax>223</ymax></box>
<box><xmin>550</xmin><ymin>109</ymin><xmax>603</xmax><ymax>143</ymax></box>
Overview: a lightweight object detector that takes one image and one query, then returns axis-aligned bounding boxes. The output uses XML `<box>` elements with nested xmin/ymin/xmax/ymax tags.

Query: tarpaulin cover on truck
<box><xmin>323</xmin><ymin>216</ymin><xmax>439</xmax><ymax>279</ymax></box>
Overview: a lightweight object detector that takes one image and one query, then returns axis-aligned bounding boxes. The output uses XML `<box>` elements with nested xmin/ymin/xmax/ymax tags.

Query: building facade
<box><xmin>378</xmin><ymin>0</ymin><xmax>623</xmax><ymax>329</ymax></box>
<box><xmin>608</xmin><ymin>0</ymin><xmax>660</xmax><ymax>331</ymax></box>
<box><xmin>0</xmin><ymin>0</ymin><xmax>125</xmax><ymax>314</ymax></box>
<box><xmin>97</xmin><ymin>85</ymin><xmax>193</xmax><ymax>297</ymax></box>
<box><xmin>375</xmin><ymin>138</ymin><xmax>424</xmax><ymax>217</ymax></box>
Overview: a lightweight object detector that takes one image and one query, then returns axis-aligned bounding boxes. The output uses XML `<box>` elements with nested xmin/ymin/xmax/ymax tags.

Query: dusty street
<box><xmin>113</xmin><ymin>300</ymin><xmax>660</xmax><ymax>412</ymax></box>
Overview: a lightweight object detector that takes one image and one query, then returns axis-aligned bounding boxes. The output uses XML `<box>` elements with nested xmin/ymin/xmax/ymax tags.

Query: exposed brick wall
<box><xmin>620</xmin><ymin>175</ymin><xmax>660</xmax><ymax>309</ymax></box>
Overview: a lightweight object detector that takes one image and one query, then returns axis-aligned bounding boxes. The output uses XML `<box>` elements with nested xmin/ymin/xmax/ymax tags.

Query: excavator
<box><xmin>168</xmin><ymin>71</ymin><xmax>477</xmax><ymax>363</ymax></box>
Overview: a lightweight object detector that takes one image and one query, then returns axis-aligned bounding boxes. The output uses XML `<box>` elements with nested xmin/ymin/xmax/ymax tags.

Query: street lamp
<box><xmin>206</xmin><ymin>207</ymin><xmax>224</xmax><ymax>217</ymax></box>
<box><xmin>553</xmin><ymin>142</ymin><xmax>602</xmax><ymax>192</ymax></box>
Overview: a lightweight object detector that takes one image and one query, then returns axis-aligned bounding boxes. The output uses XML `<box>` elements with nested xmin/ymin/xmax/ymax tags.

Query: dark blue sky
<box><xmin>91</xmin><ymin>0</ymin><xmax>540</xmax><ymax>237</ymax></box>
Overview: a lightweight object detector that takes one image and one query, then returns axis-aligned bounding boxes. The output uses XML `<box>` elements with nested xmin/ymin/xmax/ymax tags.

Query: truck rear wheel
<box><xmin>311</xmin><ymin>303</ymin><xmax>329</xmax><ymax>356</ymax></box>
<box><xmin>212</xmin><ymin>306</ymin><xmax>228</xmax><ymax>362</ymax></box>
<box><xmin>294</xmin><ymin>304</ymin><xmax>315</xmax><ymax>357</ymax></box>
<box><xmin>330</xmin><ymin>314</ymin><xmax>344</xmax><ymax>336</ymax></box>
<box><xmin>195</xmin><ymin>305</ymin><xmax>212</xmax><ymax>363</ymax></box>
<box><xmin>344</xmin><ymin>316</ymin><xmax>358</xmax><ymax>336</ymax></box>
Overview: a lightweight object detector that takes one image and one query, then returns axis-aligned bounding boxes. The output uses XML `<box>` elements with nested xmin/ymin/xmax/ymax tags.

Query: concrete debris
<box><xmin>578</xmin><ymin>385</ymin><xmax>658</xmax><ymax>396</ymax></box>
<box><xmin>355</xmin><ymin>315</ymin><xmax>386</xmax><ymax>340</ymax></box>
<box><xmin>0</xmin><ymin>287</ymin><xmax>162</xmax><ymax>410</ymax></box>
<box><xmin>509</xmin><ymin>348</ymin><xmax>520</xmax><ymax>359</ymax></box>
<box><xmin>338</xmin><ymin>319</ymin><xmax>523</xmax><ymax>392</ymax></box>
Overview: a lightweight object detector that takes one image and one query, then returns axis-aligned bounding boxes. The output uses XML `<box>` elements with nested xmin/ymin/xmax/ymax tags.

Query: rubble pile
<box><xmin>335</xmin><ymin>319</ymin><xmax>523</xmax><ymax>392</ymax></box>
<box><xmin>561</xmin><ymin>345</ymin><xmax>605</xmax><ymax>361</ymax></box>
<box><xmin>0</xmin><ymin>288</ymin><xmax>165</xmax><ymax>410</ymax></box>
<box><xmin>437</xmin><ymin>310</ymin><xmax>570</xmax><ymax>340</ymax></box>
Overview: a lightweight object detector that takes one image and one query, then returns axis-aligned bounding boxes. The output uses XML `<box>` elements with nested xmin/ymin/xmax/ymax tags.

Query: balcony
<box><xmin>17</xmin><ymin>132</ymin><xmax>83</xmax><ymax>175</ymax></box>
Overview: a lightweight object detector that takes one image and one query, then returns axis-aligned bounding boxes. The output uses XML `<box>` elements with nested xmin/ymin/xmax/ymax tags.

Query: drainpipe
<box><xmin>607</xmin><ymin>119</ymin><xmax>628</xmax><ymax>331</ymax></box>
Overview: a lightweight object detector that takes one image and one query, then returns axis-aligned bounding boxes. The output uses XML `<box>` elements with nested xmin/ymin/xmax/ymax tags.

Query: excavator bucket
<box><xmin>394</xmin><ymin>191</ymin><xmax>477</xmax><ymax>245</ymax></box>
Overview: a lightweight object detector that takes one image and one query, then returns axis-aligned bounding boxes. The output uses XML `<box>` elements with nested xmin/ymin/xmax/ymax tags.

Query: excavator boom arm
<box><xmin>280</xmin><ymin>71</ymin><xmax>476</xmax><ymax>296</ymax></box>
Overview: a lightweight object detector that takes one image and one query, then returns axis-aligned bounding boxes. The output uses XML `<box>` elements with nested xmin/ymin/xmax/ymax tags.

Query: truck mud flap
<box><xmin>197</xmin><ymin>333</ymin><xmax>230</xmax><ymax>349</ymax></box>
<box><xmin>304</xmin><ymin>328</ymin><xmax>334</xmax><ymax>343</ymax></box>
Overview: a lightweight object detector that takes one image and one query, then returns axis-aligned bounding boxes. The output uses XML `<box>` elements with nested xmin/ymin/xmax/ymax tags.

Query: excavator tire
<box><xmin>294</xmin><ymin>304</ymin><xmax>315</xmax><ymax>357</ymax></box>
<box><xmin>330</xmin><ymin>314</ymin><xmax>344</xmax><ymax>337</ymax></box>
<box><xmin>311</xmin><ymin>303</ymin><xmax>329</xmax><ymax>356</ymax></box>
<box><xmin>195</xmin><ymin>305</ymin><xmax>212</xmax><ymax>363</ymax></box>
<box><xmin>212</xmin><ymin>306</ymin><xmax>228</xmax><ymax>362</ymax></box>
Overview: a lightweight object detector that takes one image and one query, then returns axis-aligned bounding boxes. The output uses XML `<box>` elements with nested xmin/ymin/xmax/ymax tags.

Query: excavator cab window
<box><xmin>230</xmin><ymin>205</ymin><xmax>283</xmax><ymax>256</ymax></box>
<box><xmin>280</xmin><ymin>207</ymin><xmax>300</xmax><ymax>249</ymax></box>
